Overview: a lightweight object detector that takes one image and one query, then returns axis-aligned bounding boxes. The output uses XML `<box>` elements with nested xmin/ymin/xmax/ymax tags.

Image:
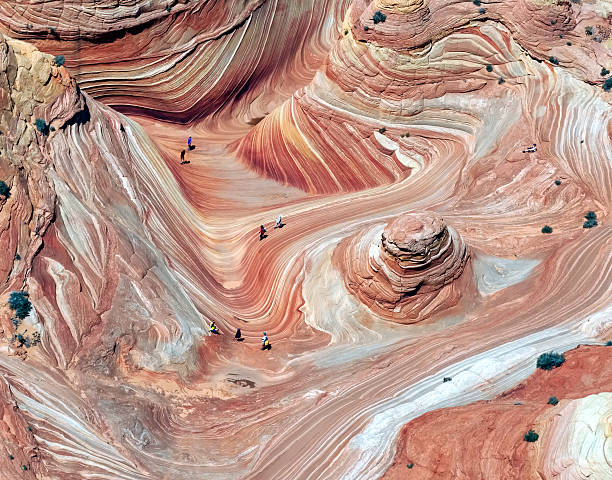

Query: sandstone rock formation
<box><xmin>382</xmin><ymin>345</ymin><xmax>612</xmax><ymax>480</ymax></box>
<box><xmin>335</xmin><ymin>212</ymin><xmax>470</xmax><ymax>321</ymax></box>
<box><xmin>0</xmin><ymin>0</ymin><xmax>608</xmax><ymax>479</ymax></box>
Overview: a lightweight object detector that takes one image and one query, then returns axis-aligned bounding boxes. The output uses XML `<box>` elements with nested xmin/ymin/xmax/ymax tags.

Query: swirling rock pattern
<box><xmin>0</xmin><ymin>0</ymin><xmax>608</xmax><ymax>478</ymax></box>
<box><xmin>382</xmin><ymin>345</ymin><xmax>612</xmax><ymax>480</ymax></box>
<box><xmin>335</xmin><ymin>212</ymin><xmax>469</xmax><ymax>321</ymax></box>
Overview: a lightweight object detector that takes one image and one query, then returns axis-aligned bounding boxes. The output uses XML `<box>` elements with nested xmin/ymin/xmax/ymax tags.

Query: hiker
<box><xmin>210</xmin><ymin>322</ymin><xmax>219</xmax><ymax>334</ymax></box>
<box><xmin>274</xmin><ymin>214</ymin><xmax>283</xmax><ymax>229</ymax></box>
<box><xmin>259</xmin><ymin>225</ymin><xmax>266</xmax><ymax>241</ymax></box>
<box><xmin>235</xmin><ymin>328</ymin><xmax>242</xmax><ymax>341</ymax></box>
<box><xmin>522</xmin><ymin>143</ymin><xmax>537</xmax><ymax>153</ymax></box>
<box><xmin>180</xmin><ymin>149</ymin><xmax>186</xmax><ymax>164</ymax></box>
<box><xmin>187</xmin><ymin>137</ymin><xmax>192</xmax><ymax>148</ymax></box>
<box><xmin>261</xmin><ymin>332</ymin><xmax>270</xmax><ymax>350</ymax></box>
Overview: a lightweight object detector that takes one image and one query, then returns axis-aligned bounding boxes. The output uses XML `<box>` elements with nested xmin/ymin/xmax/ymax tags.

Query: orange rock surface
<box><xmin>382</xmin><ymin>345</ymin><xmax>612</xmax><ymax>480</ymax></box>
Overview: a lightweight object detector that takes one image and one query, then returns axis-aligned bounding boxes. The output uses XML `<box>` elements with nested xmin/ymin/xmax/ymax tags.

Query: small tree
<box><xmin>479</xmin><ymin>8</ymin><xmax>486</xmax><ymax>14</ymax></box>
<box><xmin>443</xmin><ymin>377</ymin><xmax>452</xmax><ymax>382</ymax></box>
<box><xmin>8</xmin><ymin>291</ymin><xmax>32</xmax><ymax>319</ymax></box>
<box><xmin>473</xmin><ymin>0</ymin><xmax>481</xmax><ymax>5</ymax></box>
<box><xmin>547</xmin><ymin>396</ymin><xmax>559</xmax><ymax>405</ymax></box>
<box><xmin>35</xmin><ymin>118</ymin><xmax>49</xmax><ymax>135</ymax></box>
<box><xmin>498</xmin><ymin>77</ymin><xmax>505</xmax><ymax>84</ymax></box>
<box><xmin>601</xmin><ymin>67</ymin><xmax>610</xmax><ymax>76</ymax></box>
<box><xmin>373</xmin><ymin>11</ymin><xmax>386</xmax><ymax>24</ymax></box>
<box><xmin>585</xmin><ymin>26</ymin><xmax>593</xmax><ymax>36</ymax></box>
<box><xmin>541</xmin><ymin>225</ymin><xmax>552</xmax><ymax>234</ymax></box>
<box><xmin>549</xmin><ymin>56</ymin><xmax>560</xmax><ymax>65</ymax></box>
<box><xmin>606</xmin><ymin>340</ymin><xmax>612</xmax><ymax>346</ymax></box>
<box><xmin>604</xmin><ymin>78</ymin><xmax>612</xmax><ymax>92</ymax></box>
<box><xmin>486</xmin><ymin>65</ymin><xmax>493</xmax><ymax>72</ymax></box>
<box><xmin>53</xmin><ymin>55</ymin><xmax>65</xmax><ymax>67</ymax></box>
<box><xmin>536</xmin><ymin>352</ymin><xmax>565</xmax><ymax>370</ymax></box>
<box><xmin>555</xmin><ymin>179</ymin><xmax>561</xmax><ymax>185</ymax></box>
<box><xmin>378</xmin><ymin>127</ymin><xmax>386</xmax><ymax>134</ymax></box>
<box><xmin>0</xmin><ymin>180</ymin><xmax>10</xmax><ymax>198</ymax></box>
<box><xmin>524</xmin><ymin>430</ymin><xmax>539</xmax><ymax>442</ymax></box>
<box><xmin>407</xmin><ymin>462</ymin><xmax>414</xmax><ymax>468</ymax></box>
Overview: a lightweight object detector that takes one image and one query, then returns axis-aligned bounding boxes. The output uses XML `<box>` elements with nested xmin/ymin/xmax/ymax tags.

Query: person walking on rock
<box><xmin>261</xmin><ymin>332</ymin><xmax>270</xmax><ymax>350</ymax></box>
<box><xmin>235</xmin><ymin>328</ymin><xmax>242</xmax><ymax>341</ymax></box>
<box><xmin>259</xmin><ymin>225</ymin><xmax>266</xmax><ymax>241</ymax></box>
<box><xmin>522</xmin><ymin>143</ymin><xmax>537</xmax><ymax>153</ymax></box>
<box><xmin>274</xmin><ymin>214</ymin><xmax>283</xmax><ymax>229</ymax></box>
<box><xmin>180</xmin><ymin>149</ymin><xmax>187</xmax><ymax>164</ymax></box>
<box><xmin>187</xmin><ymin>136</ymin><xmax>192</xmax><ymax>149</ymax></box>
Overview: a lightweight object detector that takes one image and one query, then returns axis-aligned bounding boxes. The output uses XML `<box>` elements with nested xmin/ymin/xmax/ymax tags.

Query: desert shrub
<box><xmin>473</xmin><ymin>0</ymin><xmax>481</xmax><ymax>5</ymax></box>
<box><xmin>407</xmin><ymin>462</ymin><xmax>414</xmax><ymax>468</ymax></box>
<box><xmin>34</xmin><ymin>118</ymin><xmax>49</xmax><ymax>134</ymax></box>
<box><xmin>551</xmin><ymin>19</ymin><xmax>556</xmax><ymax>25</ymax></box>
<box><xmin>524</xmin><ymin>430</ymin><xmax>539</xmax><ymax>442</ymax></box>
<box><xmin>8</xmin><ymin>454</ymin><xmax>14</xmax><ymax>460</ymax></box>
<box><xmin>14</xmin><ymin>253</ymin><xmax>20</xmax><ymax>260</ymax></box>
<box><xmin>364</xmin><ymin>25</ymin><xmax>369</xmax><ymax>31</ymax></box>
<box><xmin>541</xmin><ymin>225</ymin><xmax>552</xmax><ymax>234</ymax></box>
<box><xmin>498</xmin><ymin>77</ymin><xmax>505</xmax><ymax>84</ymax></box>
<box><xmin>373</xmin><ymin>11</ymin><xmax>386</xmax><ymax>24</ymax></box>
<box><xmin>547</xmin><ymin>396</ymin><xmax>559</xmax><ymax>405</ymax></box>
<box><xmin>48</xmin><ymin>27</ymin><xmax>56</xmax><ymax>35</ymax></box>
<box><xmin>166</xmin><ymin>5</ymin><xmax>171</xmax><ymax>12</ymax></box>
<box><xmin>566</xmin><ymin>41</ymin><xmax>572</xmax><ymax>46</ymax></box>
<box><xmin>53</xmin><ymin>55</ymin><xmax>65</xmax><ymax>67</ymax></box>
<box><xmin>601</xmin><ymin>67</ymin><xmax>610</xmax><ymax>76</ymax></box>
<box><xmin>536</xmin><ymin>352</ymin><xmax>565</xmax><ymax>370</ymax></box>
<box><xmin>378</xmin><ymin>127</ymin><xmax>386</xmax><ymax>134</ymax></box>
<box><xmin>486</xmin><ymin>65</ymin><xmax>493</xmax><ymax>72</ymax></box>
<box><xmin>443</xmin><ymin>377</ymin><xmax>452</xmax><ymax>382</ymax></box>
<box><xmin>479</xmin><ymin>7</ymin><xmax>486</xmax><ymax>14</ymax></box>
<box><xmin>549</xmin><ymin>56</ymin><xmax>559</xmax><ymax>65</ymax></box>
<box><xmin>583</xmin><ymin>219</ymin><xmax>598</xmax><ymax>228</ymax></box>
<box><xmin>585</xmin><ymin>26</ymin><xmax>593</xmax><ymax>35</ymax></box>
<box><xmin>585</xmin><ymin>211</ymin><xmax>597</xmax><ymax>220</ymax></box>
<box><xmin>0</xmin><ymin>180</ymin><xmax>10</xmax><ymax>198</ymax></box>
<box><xmin>555</xmin><ymin>179</ymin><xmax>561</xmax><ymax>185</ymax></box>
<box><xmin>570</xmin><ymin>0</ymin><xmax>580</xmax><ymax>3</ymax></box>
<box><xmin>604</xmin><ymin>78</ymin><xmax>612</xmax><ymax>92</ymax></box>
<box><xmin>11</xmin><ymin>317</ymin><xmax>21</xmax><ymax>329</ymax></box>
<box><xmin>8</xmin><ymin>291</ymin><xmax>32</xmax><ymax>319</ymax></box>
<box><xmin>606</xmin><ymin>341</ymin><xmax>612</xmax><ymax>346</ymax></box>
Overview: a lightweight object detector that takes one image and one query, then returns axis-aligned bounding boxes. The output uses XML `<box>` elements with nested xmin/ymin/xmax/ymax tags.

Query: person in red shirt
<box><xmin>259</xmin><ymin>225</ymin><xmax>266</xmax><ymax>241</ymax></box>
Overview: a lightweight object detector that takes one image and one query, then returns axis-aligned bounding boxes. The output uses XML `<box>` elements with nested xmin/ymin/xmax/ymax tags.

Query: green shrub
<box><xmin>549</xmin><ymin>56</ymin><xmax>559</xmax><ymax>65</ymax></box>
<box><xmin>585</xmin><ymin>26</ymin><xmax>593</xmax><ymax>35</ymax></box>
<box><xmin>606</xmin><ymin>341</ymin><xmax>612</xmax><ymax>346</ymax></box>
<box><xmin>364</xmin><ymin>25</ymin><xmax>369</xmax><ymax>31</ymax></box>
<box><xmin>53</xmin><ymin>55</ymin><xmax>65</xmax><ymax>67</ymax></box>
<box><xmin>547</xmin><ymin>396</ymin><xmax>559</xmax><ymax>405</ymax></box>
<box><xmin>378</xmin><ymin>127</ymin><xmax>386</xmax><ymax>134</ymax></box>
<box><xmin>407</xmin><ymin>462</ymin><xmax>414</xmax><ymax>468</ymax></box>
<box><xmin>524</xmin><ymin>430</ymin><xmax>539</xmax><ymax>442</ymax></box>
<box><xmin>601</xmin><ymin>68</ymin><xmax>610</xmax><ymax>76</ymax></box>
<box><xmin>604</xmin><ymin>78</ymin><xmax>612</xmax><ymax>92</ymax></box>
<box><xmin>34</xmin><ymin>118</ymin><xmax>49</xmax><ymax>134</ymax></box>
<box><xmin>585</xmin><ymin>211</ymin><xmax>597</xmax><ymax>220</ymax></box>
<box><xmin>554</xmin><ymin>179</ymin><xmax>561</xmax><ymax>185</ymax></box>
<box><xmin>0</xmin><ymin>180</ymin><xmax>10</xmax><ymax>198</ymax></box>
<box><xmin>8</xmin><ymin>291</ymin><xmax>32</xmax><ymax>319</ymax></box>
<box><xmin>498</xmin><ymin>77</ymin><xmax>505</xmax><ymax>84</ymax></box>
<box><xmin>166</xmin><ymin>5</ymin><xmax>171</xmax><ymax>12</ymax></box>
<box><xmin>541</xmin><ymin>225</ymin><xmax>552</xmax><ymax>234</ymax></box>
<box><xmin>473</xmin><ymin>0</ymin><xmax>481</xmax><ymax>5</ymax></box>
<box><xmin>583</xmin><ymin>219</ymin><xmax>598</xmax><ymax>228</ymax></box>
<box><xmin>443</xmin><ymin>377</ymin><xmax>452</xmax><ymax>382</ymax></box>
<box><xmin>567</xmin><ymin>41</ymin><xmax>572</xmax><ymax>46</ymax></box>
<box><xmin>479</xmin><ymin>7</ymin><xmax>486</xmax><ymax>14</ymax></box>
<box><xmin>372</xmin><ymin>11</ymin><xmax>386</xmax><ymax>24</ymax></box>
<box><xmin>486</xmin><ymin>65</ymin><xmax>493</xmax><ymax>72</ymax></box>
<box><xmin>537</xmin><ymin>352</ymin><xmax>565</xmax><ymax>370</ymax></box>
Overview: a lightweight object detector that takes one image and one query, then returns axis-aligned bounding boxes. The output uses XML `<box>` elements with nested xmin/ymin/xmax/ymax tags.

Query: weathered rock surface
<box><xmin>335</xmin><ymin>212</ymin><xmax>470</xmax><ymax>321</ymax></box>
<box><xmin>382</xmin><ymin>345</ymin><xmax>612</xmax><ymax>480</ymax></box>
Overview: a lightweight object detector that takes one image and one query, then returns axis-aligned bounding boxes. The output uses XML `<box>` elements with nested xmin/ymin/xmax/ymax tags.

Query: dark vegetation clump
<box><xmin>547</xmin><ymin>396</ymin><xmax>559</xmax><ymax>405</ymax></box>
<box><xmin>583</xmin><ymin>211</ymin><xmax>598</xmax><ymax>228</ymax></box>
<box><xmin>443</xmin><ymin>377</ymin><xmax>452</xmax><ymax>383</ymax></box>
<box><xmin>0</xmin><ymin>180</ymin><xmax>10</xmax><ymax>198</ymax></box>
<box><xmin>498</xmin><ymin>77</ymin><xmax>505</xmax><ymax>84</ymax></box>
<box><xmin>400</xmin><ymin>132</ymin><xmax>410</xmax><ymax>138</ymax></box>
<box><xmin>524</xmin><ymin>430</ymin><xmax>539</xmax><ymax>442</ymax></box>
<box><xmin>166</xmin><ymin>5</ymin><xmax>171</xmax><ymax>12</ymax></box>
<box><xmin>551</xmin><ymin>19</ymin><xmax>556</xmax><ymax>25</ymax></box>
<box><xmin>570</xmin><ymin>0</ymin><xmax>580</xmax><ymax>3</ymax></box>
<box><xmin>364</xmin><ymin>25</ymin><xmax>369</xmax><ymax>31</ymax></box>
<box><xmin>473</xmin><ymin>0</ymin><xmax>481</xmax><ymax>5</ymax></box>
<box><xmin>536</xmin><ymin>352</ymin><xmax>565</xmax><ymax>370</ymax></box>
<box><xmin>603</xmin><ymin>78</ymin><xmax>612</xmax><ymax>92</ymax></box>
<box><xmin>601</xmin><ymin>67</ymin><xmax>610</xmax><ymax>76</ymax></box>
<box><xmin>549</xmin><ymin>56</ymin><xmax>560</xmax><ymax>65</ymax></box>
<box><xmin>486</xmin><ymin>64</ymin><xmax>493</xmax><ymax>72</ymax></box>
<box><xmin>585</xmin><ymin>26</ymin><xmax>593</xmax><ymax>35</ymax></box>
<box><xmin>555</xmin><ymin>179</ymin><xmax>561</xmax><ymax>185</ymax></box>
<box><xmin>541</xmin><ymin>225</ymin><xmax>552</xmax><ymax>234</ymax></box>
<box><xmin>378</xmin><ymin>127</ymin><xmax>386</xmax><ymax>134</ymax></box>
<box><xmin>407</xmin><ymin>463</ymin><xmax>414</xmax><ymax>469</ymax></box>
<box><xmin>479</xmin><ymin>8</ymin><xmax>486</xmax><ymax>14</ymax></box>
<box><xmin>34</xmin><ymin>118</ymin><xmax>49</xmax><ymax>135</ymax></box>
<box><xmin>48</xmin><ymin>27</ymin><xmax>56</xmax><ymax>35</ymax></box>
<box><xmin>53</xmin><ymin>55</ymin><xmax>65</xmax><ymax>67</ymax></box>
<box><xmin>606</xmin><ymin>341</ymin><xmax>612</xmax><ymax>346</ymax></box>
<box><xmin>567</xmin><ymin>41</ymin><xmax>572</xmax><ymax>46</ymax></box>
<box><xmin>372</xmin><ymin>11</ymin><xmax>386</xmax><ymax>24</ymax></box>
<box><xmin>14</xmin><ymin>253</ymin><xmax>20</xmax><ymax>261</ymax></box>
<box><xmin>9</xmin><ymin>291</ymin><xmax>32</xmax><ymax>319</ymax></box>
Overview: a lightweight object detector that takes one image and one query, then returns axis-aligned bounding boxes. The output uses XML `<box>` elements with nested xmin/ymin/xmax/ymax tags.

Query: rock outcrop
<box><xmin>335</xmin><ymin>212</ymin><xmax>469</xmax><ymax>321</ymax></box>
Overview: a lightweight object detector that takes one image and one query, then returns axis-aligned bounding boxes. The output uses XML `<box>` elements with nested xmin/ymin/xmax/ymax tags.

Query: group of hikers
<box><xmin>180</xmin><ymin>137</ymin><xmax>195</xmax><ymax>164</ymax></box>
<box><xmin>209</xmin><ymin>322</ymin><xmax>271</xmax><ymax>350</ymax></box>
<box><xmin>260</xmin><ymin>214</ymin><xmax>283</xmax><ymax>240</ymax></box>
